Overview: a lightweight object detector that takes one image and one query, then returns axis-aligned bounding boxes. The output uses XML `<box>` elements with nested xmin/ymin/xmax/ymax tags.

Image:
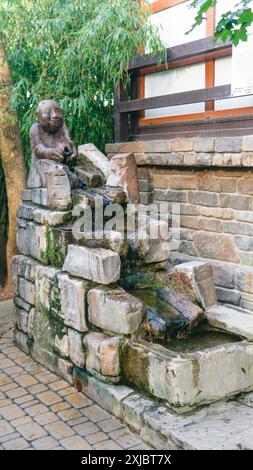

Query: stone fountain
<box><xmin>12</xmin><ymin>101</ymin><xmax>253</xmax><ymax>442</ymax></box>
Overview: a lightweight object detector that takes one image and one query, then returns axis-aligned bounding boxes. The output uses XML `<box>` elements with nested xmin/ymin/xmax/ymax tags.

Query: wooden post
<box><xmin>114</xmin><ymin>80</ymin><xmax>129</xmax><ymax>142</ymax></box>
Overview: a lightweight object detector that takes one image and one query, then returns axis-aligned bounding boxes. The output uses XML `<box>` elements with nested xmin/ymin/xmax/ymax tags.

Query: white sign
<box><xmin>232</xmin><ymin>23</ymin><xmax>253</xmax><ymax>96</ymax></box>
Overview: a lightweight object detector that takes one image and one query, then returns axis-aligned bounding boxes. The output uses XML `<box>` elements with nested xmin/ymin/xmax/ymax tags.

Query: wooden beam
<box><xmin>114</xmin><ymin>82</ymin><xmax>129</xmax><ymax>142</ymax></box>
<box><xmin>128</xmin><ymin>37</ymin><xmax>231</xmax><ymax>71</ymax></box>
<box><xmin>118</xmin><ymin>84</ymin><xmax>232</xmax><ymax>113</ymax></box>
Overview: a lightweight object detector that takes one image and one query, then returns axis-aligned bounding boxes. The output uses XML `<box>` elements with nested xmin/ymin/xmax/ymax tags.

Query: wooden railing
<box><xmin>114</xmin><ymin>36</ymin><xmax>253</xmax><ymax>142</ymax></box>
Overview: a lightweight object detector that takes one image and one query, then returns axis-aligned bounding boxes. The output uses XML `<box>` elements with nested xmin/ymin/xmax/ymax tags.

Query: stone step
<box><xmin>206</xmin><ymin>304</ymin><xmax>253</xmax><ymax>340</ymax></box>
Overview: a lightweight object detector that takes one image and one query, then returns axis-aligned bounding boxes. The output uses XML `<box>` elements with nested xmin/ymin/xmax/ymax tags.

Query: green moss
<box><xmin>38</xmin><ymin>300</ymin><xmax>66</xmax><ymax>340</ymax></box>
<box><xmin>41</xmin><ymin>225</ymin><xmax>64</xmax><ymax>268</ymax></box>
<box><xmin>120</xmin><ymin>342</ymin><xmax>150</xmax><ymax>393</ymax></box>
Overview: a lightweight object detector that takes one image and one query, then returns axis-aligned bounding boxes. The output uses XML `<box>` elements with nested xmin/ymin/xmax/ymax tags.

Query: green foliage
<box><xmin>0</xmin><ymin>0</ymin><xmax>163</xmax><ymax>163</ymax></box>
<box><xmin>41</xmin><ymin>225</ymin><xmax>65</xmax><ymax>268</ymax></box>
<box><xmin>189</xmin><ymin>0</ymin><xmax>253</xmax><ymax>46</ymax></box>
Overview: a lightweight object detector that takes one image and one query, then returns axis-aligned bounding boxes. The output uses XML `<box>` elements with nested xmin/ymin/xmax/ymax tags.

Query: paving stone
<box><xmin>109</xmin><ymin>428</ymin><xmax>142</xmax><ymax>449</ymax></box>
<box><xmin>98</xmin><ymin>418</ymin><xmax>123</xmax><ymax>433</ymax></box>
<box><xmin>51</xmin><ymin>402</ymin><xmax>70</xmax><ymax>412</ymax></box>
<box><xmin>6</xmin><ymin>387</ymin><xmax>27</xmax><ymax>399</ymax></box>
<box><xmin>45</xmin><ymin>421</ymin><xmax>74</xmax><ymax>440</ymax></box>
<box><xmin>57</xmin><ymin>408</ymin><xmax>82</xmax><ymax>422</ymax></box>
<box><xmin>82</xmin><ymin>404</ymin><xmax>111</xmax><ymax>423</ymax></box>
<box><xmin>34</xmin><ymin>412</ymin><xmax>59</xmax><ymax>426</ymax></box>
<box><xmin>67</xmin><ymin>416</ymin><xmax>88</xmax><ymax>427</ymax></box>
<box><xmin>0</xmin><ymin>431</ymin><xmax>20</xmax><ymax>444</ymax></box>
<box><xmin>93</xmin><ymin>439</ymin><xmax>123</xmax><ymax>450</ymax></box>
<box><xmin>15</xmin><ymin>395</ymin><xmax>33</xmax><ymax>405</ymax></box>
<box><xmin>28</xmin><ymin>384</ymin><xmax>48</xmax><ymax>394</ymax></box>
<box><xmin>60</xmin><ymin>435</ymin><xmax>93</xmax><ymax>450</ymax></box>
<box><xmin>0</xmin><ymin>404</ymin><xmax>25</xmax><ymax>421</ymax></box>
<box><xmin>3</xmin><ymin>437</ymin><xmax>30</xmax><ymax>450</ymax></box>
<box><xmin>1</xmin><ymin>383</ymin><xmax>18</xmax><ymax>392</ymax></box>
<box><xmin>66</xmin><ymin>392</ymin><xmax>93</xmax><ymax>409</ymax></box>
<box><xmin>49</xmin><ymin>380</ymin><xmax>69</xmax><ymax>391</ymax></box>
<box><xmin>15</xmin><ymin>374</ymin><xmax>38</xmax><ymax>387</ymax></box>
<box><xmin>26</xmin><ymin>403</ymin><xmax>49</xmax><ymax>417</ymax></box>
<box><xmin>17</xmin><ymin>422</ymin><xmax>47</xmax><ymax>441</ymax></box>
<box><xmin>11</xmin><ymin>416</ymin><xmax>33</xmax><ymax>427</ymax></box>
<box><xmin>86</xmin><ymin>431</ymin><xmax>108</xmax><ymax>444</ymax></box>
<box><xmin>0</xmin><ymin>420</ymin><xmax>15</xmax><ymax>437</ymax></box>
<box><xmin>37</xmin><ymin>390</ymin><xmax>61</xmax><ymax>406</ymax></box>
<box><xmin>32</xmin><ymin>435</ymin><xmax>59</xmax><ymax>450</ymax></box>
<box><xmin>73</xmin><ymin>421</ymin><xmax>98</xmax><ymax>437</ymax></box>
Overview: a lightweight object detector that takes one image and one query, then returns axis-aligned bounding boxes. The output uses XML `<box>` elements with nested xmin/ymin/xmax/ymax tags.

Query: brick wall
<box><xmin>106</xmin><ymin>136</ymin><xmax>253</xmax><ymax>311</ymax></box>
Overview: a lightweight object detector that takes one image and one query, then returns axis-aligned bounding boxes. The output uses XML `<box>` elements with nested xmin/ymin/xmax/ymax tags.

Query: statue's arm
<box><xmin>62</xmin><ymin>124</ymin><xmax>77</xmax><ymax>163</ymax></box>
<box><xmin>30</xmin><ymin>124</ymin><xmax>64</xmax><ymax>162</ymax></box>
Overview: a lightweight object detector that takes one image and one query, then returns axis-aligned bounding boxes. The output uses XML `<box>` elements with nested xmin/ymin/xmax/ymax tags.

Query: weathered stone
<box><xmin>78</xmin><ymin>144</ymin><xmax>110</xmax><ymax>179</ymax></box>
<box><xmin>223</xmin><ymin>153</ymin><xmax>242</xmax><ymax>166</ymax></box>
<box><xmin>88</xmin><ymin>287</ymin><xmax>145</xmax><ymax>335</ymax></box>
<box><xmin>21</xmin><ymin>189</ymin><xmax>32</xmax><ymax>201</ymax></box>
<box><xmin>235</xmin><ymin>267</ymin><xmax>253</xmax><ymax>293</ymax></box>
<box><xmin>211</xmin><ymin>262</ymin><xmax>234</xmax><ymax>289</ymax></box>
<box><xmin>242</xmin><ymin>135</ymin><xmax>253</xmax><ymax>152</ymax></box>
<box><xmin>196</xmin><ymin>153</ymin><xmax>212</xmax><ymax>166</ymax></box>
<box><xmin>105</xmin><ymin>143</ymin><xmax>120</xmax><ymax>154</ymax></box>
<box><xmin>152</xmin><ymin>174</ymin><xmax>197</xmax><ymax>190</ymax></box>
<box><xmin>206</xmin><ymin>305</ymin><xmax>253</xmax><ymax>340</ymax></box>
<box><xmin>75</xmin><ymin>166</ymin><xmax>104</xmax><ymax>187</ymax></box>
<box><xmin>12</xmin><ymin>255</ymin><xmax>39</xmax><ymax>282</ymax></box>
<box><xmin>194</xmin><ymin>138</ymin><xmax>214</xmax><ymax>153</ymax></box>
<box><xmin>143</xmin><ymin>140</ymin><xmax>172</xmax><ymax>153</ymax></box>
<box><xmin>31</xmin><ymin>188</ymin><xmax>49</xmax><ymax>206</ymax></box>
<box><xmin>17</xmin><ymin>217</ymin><xmax>27</xmax><ymax>228</ymax></box>
<box><xmin>35</xmin><ymin>265</ymin><xmax>60</xmax><ymax>313</ymax></box>
<box><xmin>14</xmin><ymin>308</ymin><xmax>29</xmax><ymax>333</ymax></box>
<box><xmin>107</xmin><ymin>153</ymin><xmax>140</xmax><ymax>203</ymax></box>
<box><xmin>234</xmin><ymin>235</ymin><xmax>253</xmax><ymax>251</ymax></box>
<box><xmin>192</xmin><ymin>232</ymin><xmax>240</xmax><ymax>262</ymax></box>
<box><xmin>153</xmin><ymin>189</ymin><xmax>187</xmax><ymax>203</ymax></box>
<box><xmin>118</xmin><ymin>142</ymin><xmax>144</xmax><ymax>153</ymax></box>
<box><xmin>17</xmin><ymin>227</ymin><xmax>29</xmax><ymax>256</ymax></box>
<box><xmin>174</xmin><ymin>261</ymin><xmax>217</xmax><ymax>309</ymax></box>
<box><xmin>139</xmin><ymin>192</ymin><xmax>153</xmax><ymax>205</ymax></box>
<box><xmin>73</xmin><ymin>368</ymin><xmax>133</xmax><ymax>419</ymax></box>
<box><xmin>241</xmin><ymin>152</ymin><xmax>253</xmax><ymax>166</ymax></box>
<box><xmin>68</xmin><ymin>329</ymin><xmax>85</xmax><ymax>368</ymax></box>
<box><xmin>30</xmin><ymin>343</ymin><xmax>73</xmax><ymax>384</ymax></box>
<box><xmin>14</xmin><ymin>329</ymin><xmax>29</xmax><ymax>354</ymax></box>
<box><xmin>57</xmin><ymin>273</ymin><xmax>89</xmax><ymax>332</ymax></box>
<box><xmin>46</xmin><ymin>169</ymin><xmax>72</xmax><ymax>210</ymax></box>
<box><xmin>79</xmin><ymin>231</ymin><xmax>128</xmax><ymax>257</ymax></box>
<box><xmin>239</xmin><ymin>252</ymin><xmax>253</xmax><ymax>266</ymax></box>
<box><xmin>220</xmin><ymin>194</ymin><xmax>252</xmax><ymax>211</ymax></box>
<box><xmin>188</xmin><ymin>191</ymin><xmax>219</xmax><ymax>207</ymax></box>
<box><xmin>28</xmin><ymin>308</ymin><xmax>36</xmax><ymax>339</ymax></box>
<box><xmin>215</xmin><ymin>137</ymin><xmax>242</xmax><ymax>153</ymax></box>
<box><xmin>17</xmin><ymin>203</ymin><xmax>35</xmax><ymax>220</ymax></box>
<box><xmin>55</xmin><ymin>334</ymin><xmax>69</xmax><ymax>358</ymax></box>
<box><xmin>212</xmin><ymin>154</ymin><xmax>225</xmax><ymax>166</ymax></box>
<box><xmin>216</xmin><ymin>287</ymin><xmax>241</xmax><ymax>306</ymax></box>
<box><xmin>26</xmin><ymin>222</ymin><xmax>47</xmax><ymax>262</ymax></box>
<box><xmin>223</xmin><ymin>221</ymin><xmax>253</xmax><ymax>236</ymax></box>
<box><xmin>122</xmin><ymin>393</ymin><xmax>155</xmax><ymax>433</ymax></box>
<box><xmin>14</xmin><ymin>296</ymin><xmax>31</xmax><ymax>312</ymax></box>
<box><xmin>32</xmin><ymin>208</ymin><xmax>72</xmax><ymax>226</ymax></box>
<box><xmin>63</xmin><ymin>245</ymin><xmax>121</xmax><ymax>284</ymax></box>
<box><xmin>172</xmin><ymin>138</ymin><xmax>193</xmax><ymax>152</ymax></box>
<box><xmin>200</xmin><ymin>218</ymin><xmax>222</xmax><ymax>232</ymax></box>
<box><xmin>184</xmin><ymin>153</ymin><xmax>196</xmax><ymax>165</ymax></box>
<box><xmin>129</xmin><ymin>216</ymin><xmax>171</xmax><ymax>264</ymax></box>
<box><xmin>19</xmin><ymin>277</ymin><xmax>35</xmax><ymax>305</ymax></box>
<box><xmin>157</xmin><ymin>288</ymin><xmax>204</xmax><ymax>331</ymax></box>
<box><xmin>84</xmin><ymin>332</ymin><xmax>120</xmax><ymax>379</ymax></box>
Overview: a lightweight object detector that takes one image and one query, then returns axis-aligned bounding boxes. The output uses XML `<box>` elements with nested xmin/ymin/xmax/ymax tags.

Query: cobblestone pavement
<box><xmin>0</xmin><ymin>300</ymin><xmax>152</xmax><ymax>450</ymax></box>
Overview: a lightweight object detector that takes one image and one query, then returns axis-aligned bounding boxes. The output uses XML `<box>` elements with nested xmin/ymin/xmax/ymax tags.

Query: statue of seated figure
<box><xmin>28</xmin><ymin>100</ymin><xmax>78</xmax><ymax>188</ymax></box>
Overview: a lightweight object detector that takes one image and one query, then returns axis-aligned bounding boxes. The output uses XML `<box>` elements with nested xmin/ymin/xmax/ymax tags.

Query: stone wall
<box><xmin>106</xmin><ymin>136</ymin><xmax>253</xmax><ymax>311</ymax></box>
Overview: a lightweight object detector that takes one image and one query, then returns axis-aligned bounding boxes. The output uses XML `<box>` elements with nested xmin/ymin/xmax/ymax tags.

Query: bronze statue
<box><xmin>30</xmin><ymin>100</ymin><xmax>77</xmax><ymax>166</ymax></box>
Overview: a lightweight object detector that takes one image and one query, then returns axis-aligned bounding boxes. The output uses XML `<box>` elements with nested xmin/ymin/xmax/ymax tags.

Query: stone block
<box><xmin>163</xmin><ymin>153</ymin><xmax>184</xmax><ymax>165</ymax></box>
<box><xmin>14</xmin><ymin>296</ymin><xmax>31</xmax><ymax>312</ymax></box>
<box><xmin>88</xmin><ymin>287</ymin><xmax>145</xmax><ymax>335</ymax></box>
<box><xmin>223</xmin><ymin>221</ymin><xmax>253</xmax><ymax>236</ymax></box>
<box><xmin>220</xmin><ymin>194</ymin><xmax>252</xmax><ymax>211</ymax></box>
<box><xmin>57</xmin><ymin>273</ymin><xmax>89</xmax><ymax>332</ymax></box>
<box><xmin>174</xmin><ymin>261</ymin><xmax>217</xmax><ymax>309</ymax></box>
<box><xmin>14</xmin><ymin>308</ymin><xmax>29</xmax><ymax>333</ymax></box>
<box><xmin>79</xmin><ymin>231</ymin><xmax>128</xmax><ymax>257</ymax></box>
<box><xmin>143</xmin><ymin>140</ymin><xmax>172</xmax><ymax>153</ymax></box>
<box><xmin>55</xmin><ymin>334</ymin><xmax>69</xmax><ymax>358</ymax></box>
<box><xmin>35</xmin><ymin>265</ymin><xmax>60</xmax><ymax>313</ymax></box>
<box><xmin>242</xmin><ymin>135</ymin><xmax>253</xmax><ymax>152</ymax></box>
<box><xmin>152</xmin><ymin>174</ymin><xmax>197</xmax><ymax>190</ymax></box>
<box><xmin>17</xmin><ymin>227</ymin><xmax>29</xmax><ymax>256</ymax></box>
<box><xmin>14</xmin><ymin>329</ymin><xmax>29</xmax><ymax>354</ymax></box>
<box><xmin>12</xmin><ymin>254</ymin><xmax>39</xmax><ymax>282</ymax></box>
<box><xmin>192</xmin><ymin>231</ymin><xmax>240</xmax><ymax>263</ymax></box>
<box><xmin>139</xmin><ymin>192</ymin><xmax>153</xmax><ymax>205</ymax></box>
<box><xmin>212</xmin><ymin>154</ymin><xmax>224</xmax><ymax>166</ymax></box>
<box><xmin>21</xmin><ymin>189</ymin><xmax>32</xmax><ymax>201</ymax></box>
<box><xmin>68</xmin><ymin>329</ymin><xmax>85</xmax><ymax>368</ymax></box>
<box><xmin>105</xmin><ymin>143</ymin><xmax>120</xmax><ymax>154</ymax></box>
<box><xmin>184</xmin><ymin>153</ymin><xmax>197</xmax><ymax>165</ymax></box>
<box><xmin>31</xmin><ymin>188</ymin><xmax>49</xmax><ymax>206</ymax></box>
<box><xmin>19</xmin><ymin>277</ymin><xmax>35</xmax><ymax>305</ymax></box>
<box><xmin>234</xmin><ymin>235</ymin><xmax>253</xmax><ymax>251</ymax></box>
<box><xmin>84</xmin><ymin>332</ymin><xmax>120</xmax><ymax>379</ymax></box>
<box><xmin>129</xmin><ymin>216</ymin><xmax>171</xmax><ymax>264</ymax></box>
<box><xmin>212</xmin><ymin>262</ymin><xmax>234</xmax><ymax>289</ymax></box>
<box><xmin>122</xmin><ymin>393</ymin><xmax>155</xmax><ymax>434</ymax></box>
<box><xmin>28</xmin><ymin>308</ymin><xmax>36</xmax><ymax>339</ymax></box>
<box><xmin>242</xmin><ymin>153</ymin><xmax>253</xmax><ymax>166</ymax></box>
<box><xmin>240</xmin><ymin>252</ymin><xmax>253</xmax><ymax>266</ymax></box>
<box><xmin>75</xmin><ymin>166</ymin><xmax>104</xmax><ymax>187</ymax></box>
<box><xmin>188</xmin><ymin>191</ymin><xmax>219</xmax><ymax>207</ymax></box>
<box><xmin>17</xmin><ymin>203</ymin><xmax>35</xmax><ymax>220</ymax></box>
<box><xmin>63</xmin><ymin>245</ymin><xmax>121</xmax><ymax>284</ymax></box>
<box><xmin>46</xmin><ymin>169</ymin><xmax>72</xmax><ymax>210</ymax></box>
<box><xmin>194</xmin><ymin>138</ymin><xmax>215</xmax><ymax>153</ymax></box>
<box><xmin>32</xmin><ymin>208</ymin><xmax>72</xmax><ymax>226</ymax></box>
<box><xmin>17</xmin><ymin>217</ymin><xmax>27</xmax><ymax>228</ymax></box>
<box><xmin>235</xmin><ymin>267</ymin><xmax>253</xmax><ymax>294</ymax></box>
<box><xmin>30</xmin><ymin>343</ymin><xmax>73</xmax><ymax>384</ymax></box>
<box><xmin>73</xmin><ymin>368</ymin><xmax>133</xmax><ymax>419</ymax></box>
<box><xmin>172</xmin><ymin>138</ymin><xmax>193</xmax><ymax>152</ymax></box>
<box><xmin>206</xmin><ymin>305</ymin><xmax>253</xmax><ymax>340</ymax></box>
<box><xmin>27</xmin><ymin>222</ymin><xmax>47</xmax><ymax>262</ymax></box>
<box><xmin>215</xmin><ymin>137</ymin><xmax>242</xmax><ymax>153</ymax></box>
<box><xmin>118</xmin><ymin>142</ymin><xmax>144</xmax><ymax>153</ymax></box>
<box><xmin>223</xmin><ymin>153</ymin><xmax>242</xmax><ymax>166</ymax></box>
<box><xmin>216</xmin><ymin>287</ymin><xmax>241</xmax><ymax>306</ymax></box>
<box><xmin>78</xmin><ymin>144</ymin><xmax>110</xmax><ymax>178</ymax></box>
<box><xmin>196</xmin><ymin>153</ymin><xmax>212</xmax><ymax>166</ymax></box>
<box><xmin>107</xmin><ymin>153</ymin><xmax>140</xmax><ymax>203</ymax></box>
<box><xmin>153</xmin><ymin>189</ymin><xmax>187</xmax><ymax>203</ymax></box>
<box><xmin>200</xmin><ymin>218</ymin><xmax>222</xmax><ymax>232</ymax></box>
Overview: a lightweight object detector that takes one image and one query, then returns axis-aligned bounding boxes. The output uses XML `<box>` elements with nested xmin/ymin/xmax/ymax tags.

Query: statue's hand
<box><xmin>44</xmin><ymin>147</ymin><xmax>65</xmax><ymax>162</ymax></box>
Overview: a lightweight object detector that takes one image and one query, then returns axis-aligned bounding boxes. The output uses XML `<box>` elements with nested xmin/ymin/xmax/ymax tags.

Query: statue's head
<box><xmin>36</xmin><ymin>100</ymin><xmax>63</xmax><ymax>134</ymax></box>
